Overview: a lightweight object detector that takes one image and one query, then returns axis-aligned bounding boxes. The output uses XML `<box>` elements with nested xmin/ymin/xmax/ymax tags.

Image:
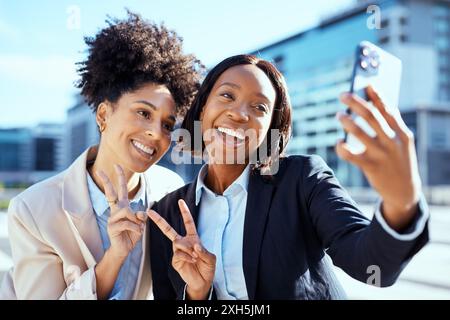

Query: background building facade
<box><xmin>1</xmin><ymin>0</ymin><xmax>449</xmax><ymax>188</ymax></box>
<box><xmin>0</xmin><ymin>124</ymin><xmax>64</xmax><ymax>186</ymax></box>
<box><xmin>252</xmin><ymin>0</ymin><xmax>450</xmax><ymax>187</ymax></box>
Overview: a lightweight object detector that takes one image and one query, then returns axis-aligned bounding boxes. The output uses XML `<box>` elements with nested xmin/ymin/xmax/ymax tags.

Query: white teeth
<box><xmin>217</xmin><ymin>127</ymin><xmax>245</xmax><ymax>140</ymax></box>
<box><xmin>132</xmin><ymin>140</ymin><xmax>155</xmax><ymax>156</ymax></box>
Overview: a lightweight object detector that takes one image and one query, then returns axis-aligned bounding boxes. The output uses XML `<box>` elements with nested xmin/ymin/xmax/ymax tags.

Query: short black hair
<box><xmin>180</xmin><ymin>54</ymin><xmax>292</xmax><ymax>172</ymax></box>
<box><xmin>76</xmin><ymin>10</ymin><xmax>204</xmax><ymax>117</ymax></box>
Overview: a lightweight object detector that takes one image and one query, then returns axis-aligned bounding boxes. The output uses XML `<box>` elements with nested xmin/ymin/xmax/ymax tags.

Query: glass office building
<box><xmin>251</xmin><ymin>0</ymin><xmax>450</xmax><ymax>187</ymax></box>
<box><xmin>0</xmin><ymin>124</ymin><xmax>64</xmax><ymax>186</ymax></box>
<box><xmin>0</xmin><ymin>128</ymin><xmax>33</xmax><ymax>173</ymax></box>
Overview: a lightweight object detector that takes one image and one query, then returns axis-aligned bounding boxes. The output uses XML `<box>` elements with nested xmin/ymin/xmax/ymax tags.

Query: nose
<box><xmin>226</xmin><ymin>103</ymin><xmax>249</xmax><ymax>123</ymax></box>
<box><xmin>145</xmin><ymin>120</ymin><xmax>163</xmax><ymax>139</ymax></box>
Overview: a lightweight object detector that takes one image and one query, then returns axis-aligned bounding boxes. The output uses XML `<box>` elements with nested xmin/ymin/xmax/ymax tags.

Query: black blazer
<box><xmin>149</xmin><ymin>155</ymin><xmax>429</xmax><ymax>300</ymax></box>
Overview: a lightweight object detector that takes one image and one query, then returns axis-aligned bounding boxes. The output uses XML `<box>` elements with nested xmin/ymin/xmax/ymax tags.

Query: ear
<box><xmin>96</xmin><ymin>102</ymin><xmax>111</xmax><ymax>129</ymax></box>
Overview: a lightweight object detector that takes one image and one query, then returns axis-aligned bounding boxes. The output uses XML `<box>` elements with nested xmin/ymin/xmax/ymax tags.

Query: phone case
<box><xmin>345</xmin><ymin>41</ymin><xmax>402</xmax><ymax>154</ymax></box>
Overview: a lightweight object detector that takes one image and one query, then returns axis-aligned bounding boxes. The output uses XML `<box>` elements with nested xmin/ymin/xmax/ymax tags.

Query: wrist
<box><xmin>186</xmin><ymin>284</ymin><xmax>211</xmax><ymax>300</ymax></box>
<box><xmin>381</xmin><ymin>200</ymin><xmax>419</xmax><ymax>232</ymax></box>
<box><xmin>104</xmin><ymin>247</ymin><xmax>127</xmax><ymax>266</ymax></box>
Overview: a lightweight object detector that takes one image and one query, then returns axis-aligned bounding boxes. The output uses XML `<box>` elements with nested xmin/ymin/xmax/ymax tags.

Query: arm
<box><xmin>302</xmin><ymin>155</ymin><xmax>428</xmax><ymax>287</ymax></box>
<box><xmin>8</xmin><ymin>197</ymin><xmax>98</xmax><ymax>299</ymax></box>
<box><xmin>304</xmin><ymin>84</ymin><xmax>430</xmax><ymax>286</ymax></box>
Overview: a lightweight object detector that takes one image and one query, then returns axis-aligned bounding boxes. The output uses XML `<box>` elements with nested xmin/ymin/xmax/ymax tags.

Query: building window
<box><xmin>436</xmin><ymin>37</ymin><xmax>449</xmax><ymax>50</ymax></box>
<box><xmin>0</xmin><ymin>142</ymin><xmax>20</xmax><ymax>171</ymax></box>
<box><xmin>400</xmin><ymin>34</ymin><xmax>408</xmax><ymax>43</ymax></box>
<box><xmin>326</xmin><ymin>146</ymin><xmax>338</xmax><ymax>172</ymax></box>
<box><xmin>292</xmin><ymin>123</ymin><xmax>301</xmax><ymax>137</ymax></box>
<box><xmin>379</xmin><ymin>36</ymin><xmax>389</xmax><ymax>45</ymax></box>
<box><xmin>306</xmin><ymin>147</ymin><xmax>317</xmax><ymax>155</ymax></box>
<box><xmin>273</xmin><ymin>55</ymin><xmax>285</xmax><ymax>74</ymax></box>
<box><xmin>439</xmin><ymin>85</ymin><xmax>450</xmax><ymax>101</ymax></box>
<box><xmin>431</xmin><ymin>130</ymin><xmax>447</xmax><ymax>149</ymax></box>
<box><xmin>70</xmin><ymin>122</ymin><xmax>87</xmax><ymax>162</ymax></box>
<box><xmin>433</xmin><ymin>5</ymin><xmax>449</xmax><ymax>19</ymax></box>
<box><xmin>381</xmin><ymin>19</ymin><xmax>389</xmax><ymax>29</ymax></box>
<box><xmin>399</xmin><ymin>16</ymin><xmax>408</xmax><ymax>26</ymax></box>
<box><xmin>435</xmin><ymin>19</ymin><xmax>449</xmax><ymax>34</ymax></box>
<box><xmin>34</xmin><ymin>138</ymin><xmax>55</xmax><ymax>171</ymax></box>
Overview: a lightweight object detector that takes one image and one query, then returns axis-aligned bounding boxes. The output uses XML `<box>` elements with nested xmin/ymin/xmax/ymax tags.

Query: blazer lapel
<box><xmin>243</xmin><ymin>172</ymin><xmax>275</xmax><ymax>300</ymax></box>
<box><xmin>134</xmin><ymin>174</ymin><xmax>154</xmax><ymax>299</ymax></box>
<box><xmin>62</xmin><ymin>147</ymin><xmax>104</xmax><ymax>267</ymax></box>
<box><xmin>181</xmin><ymin>181</ymin><xmax>200</xmax><ymax>230</ymax></box>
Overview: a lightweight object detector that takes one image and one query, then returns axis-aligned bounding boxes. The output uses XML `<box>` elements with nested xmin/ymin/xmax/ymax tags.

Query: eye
<box><xmin>137</xmin><ymin>110</ymin><xmax>150</xmax><ymax>119</ymax></box>
<box><xmin>163</xmin><ymin>122</ymin><xmax>175</xmax><ymax>132</ymax></box>
<box><xmin>255</xmin><ymin>104</ymin><xmax>268</xmax><ymax>113</ymax></box>
<box><xmin>220</xmin><ymin>92</ymin><xmax>234</xmax><ymax>100</ymax></box>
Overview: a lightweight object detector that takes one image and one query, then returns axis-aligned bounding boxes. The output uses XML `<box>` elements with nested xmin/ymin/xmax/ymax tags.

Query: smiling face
<box><xmin>200</xmin><ymin>64</ymin><xmax>277</xmax><ymax>164</ymax></box>
<box><xmin>97</xmin><ymin>82</ymin><xmax>176</xmax><ymax>173</ymax></box>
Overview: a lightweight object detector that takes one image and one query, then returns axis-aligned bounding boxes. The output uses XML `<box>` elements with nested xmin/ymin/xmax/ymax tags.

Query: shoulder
<box><xmin>8</xmin><ymin>171</ymin><xmax>65</xmax><ymax>231</ymax></box>
<box><xmin>275</xmin><ymin>154</ymin><xmax>332</xmax><ymax>181</ymax></box>
<box><xmin>144</xmin><ymin>165</ymin><xmax>185</xmax><ymax>202</ymax></box>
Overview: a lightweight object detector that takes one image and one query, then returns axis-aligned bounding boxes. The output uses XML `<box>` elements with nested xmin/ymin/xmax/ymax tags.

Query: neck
<box><xmin>88</xmin><ymin>143</ymin><xmax>141</xmax><ymax>200</ymax></box>
<box><xmin>205</xmin><ymin>163</ymin><xmax>247</xmax><ymax>195</ymax></box>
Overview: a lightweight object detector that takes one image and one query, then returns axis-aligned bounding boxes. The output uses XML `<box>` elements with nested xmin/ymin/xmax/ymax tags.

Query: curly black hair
<box><xmin>76</xmin><ymin>10</ymin><xmax>204</xmax><ymax>117</ymax></box>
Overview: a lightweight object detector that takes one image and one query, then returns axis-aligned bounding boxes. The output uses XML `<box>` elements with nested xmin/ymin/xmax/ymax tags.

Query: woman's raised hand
<box><xmin>147</xmin><ymin>199</ymin><xmax>216</xmax><ymax>300</ymax></box>
<box><xmin>97</xmin><ymin>164</ymin><xmax>147</xmax><ymax>260</ymax></box>
<box><xmin>337</xmin><ymin>86</ymin><xmax>422</xmax><ymax>231</ymax></box>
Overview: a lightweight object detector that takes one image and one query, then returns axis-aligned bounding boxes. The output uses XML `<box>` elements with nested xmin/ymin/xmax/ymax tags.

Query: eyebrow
<box><xmin>134</xmin><ymin>100</ymin><xmax>176</xmax><ymax>122</ymax></box>
<box><xmin>217</xmin><ymin>82</ymin><xmax>272</xmax><ymax>103</ymax></box>
<box><xmin>218</xmin><ymin>82</ymin><xmax>240</xmax><ymax>89</ymax></box>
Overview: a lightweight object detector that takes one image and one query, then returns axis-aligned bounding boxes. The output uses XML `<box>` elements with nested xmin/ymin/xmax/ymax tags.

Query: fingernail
<box><xmin>336</xmin><ymin>111</ymin><xmax>346</xmax><ymax>120</ymax></box>
<box><xmin>195</xmin><ymin>244</ymin><xmax>203</xmax><ymax>252</ymax></box>
<box><xmin>340</xmin><ymin>92</ymin><xmax>351</xmax><ymax>101</ymax></box>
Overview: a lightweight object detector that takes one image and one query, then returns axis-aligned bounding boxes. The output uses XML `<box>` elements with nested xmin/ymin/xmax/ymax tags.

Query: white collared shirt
<box><xmin>195</xmin><ymin>164</ymin><xmax>250</xmax><ymax>300</ymax></box>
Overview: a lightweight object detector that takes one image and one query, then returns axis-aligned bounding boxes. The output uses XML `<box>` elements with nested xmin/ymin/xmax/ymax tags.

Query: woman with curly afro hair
<box><xmin>0</xmin><ymin>11</ymin><xmax>206</xmax><ymax>300</ymax></box>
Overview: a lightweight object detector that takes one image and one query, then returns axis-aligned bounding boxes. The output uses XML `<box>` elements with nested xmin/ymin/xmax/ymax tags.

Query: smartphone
<box><xmin>345</xmin><ymin>41</ymin><xmax>402</xmax><ymax>154</ymax></box>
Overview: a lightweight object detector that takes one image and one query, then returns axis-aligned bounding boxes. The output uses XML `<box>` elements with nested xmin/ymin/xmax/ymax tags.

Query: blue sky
<box><xmin>0</xmin><ymin>0</ymin><xmax>355</xmax><ymax>127</ymax></box>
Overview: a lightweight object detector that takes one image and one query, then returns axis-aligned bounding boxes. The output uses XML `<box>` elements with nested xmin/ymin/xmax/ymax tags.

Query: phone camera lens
<box><xmin>360</xmin><ymin>59</ymin><xmax>369</xmax><ymax>69</ymax></box>
<box><xmin>370</xmin><ymin>59</ymin><xmax>379</xmax><ymax>68</ymax></box>
<box><xmin>361</xmin><ymin>47</ymin><xmax>371</xmax><ymax>57</ymax></box>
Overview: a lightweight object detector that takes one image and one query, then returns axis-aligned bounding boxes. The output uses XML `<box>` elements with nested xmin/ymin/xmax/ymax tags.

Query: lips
<box><xmin>131</xmin><ymin>139</ymin><xmax>156</xmax><ymax>159</ymax></box>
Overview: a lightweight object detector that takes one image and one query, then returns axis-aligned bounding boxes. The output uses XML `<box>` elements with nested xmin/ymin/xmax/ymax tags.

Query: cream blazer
<box><xmin>0</xmin><ymin>146</ymin><xmax>184</xmax><ymax>300</ymax></box>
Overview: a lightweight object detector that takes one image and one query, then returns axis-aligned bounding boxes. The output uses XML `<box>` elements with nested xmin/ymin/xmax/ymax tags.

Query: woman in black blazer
<box><xmin>147</xmin><ymin>54</ymin><xmax>429</xmax><ymax>300</ymax></box>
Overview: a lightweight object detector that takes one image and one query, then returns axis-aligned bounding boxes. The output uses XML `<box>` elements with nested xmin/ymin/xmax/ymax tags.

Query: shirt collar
<box><xmin>195</xmin><ymin>164</ymin><xmax>250</xmax><ymax>206</ymax></box>
<box><xmin>86</xmin><ymin>171</ymin><xmax>146</xmax><ymax>217</ymax></box>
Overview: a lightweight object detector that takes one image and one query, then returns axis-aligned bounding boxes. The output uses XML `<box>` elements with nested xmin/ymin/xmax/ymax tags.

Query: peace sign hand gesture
<box><xmin>97</xmin><ymin>164</ymin><xmax>147</xmax><ymax>261</ymax></box>
<box><xmin>147</xmin><ymin>199</ymin><xmax>216</xmax><ymax>300</ymax></box>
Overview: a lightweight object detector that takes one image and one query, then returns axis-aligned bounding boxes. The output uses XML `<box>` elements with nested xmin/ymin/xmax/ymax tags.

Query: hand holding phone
<box><xmin>336</xmin><ymin>41</ymin><xmax>422</xmax><ymax>232</ymax></box>
<box><xmin>345</xmin><ymin>41</ymin><xmax>402</xmax><ymax>154</ymax></box>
